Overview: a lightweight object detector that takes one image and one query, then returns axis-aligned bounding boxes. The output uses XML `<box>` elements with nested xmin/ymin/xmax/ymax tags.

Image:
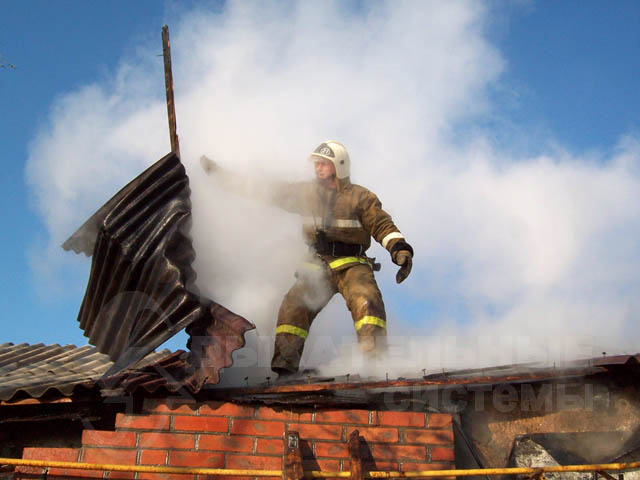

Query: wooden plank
<box><xmin>161</xmin><ymin>25</ymin><xmax>180</xmax><ymax>157</ymax></box>
<box><xmin>348</xmin><ymin>429</ymin><xmax>363</xmax><ymax>480</ymax></box>
<box><xmin>283</xmin><ymin>431</ymin><xmax>303</xmax><ymax>480</ymax></box>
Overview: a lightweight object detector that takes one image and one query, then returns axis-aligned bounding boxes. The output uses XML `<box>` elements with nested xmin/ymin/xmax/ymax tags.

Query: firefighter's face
<box><xmin>314</xmin><ymin>158</ymin><xmax>336</xmax><ymax>180</ymax></box>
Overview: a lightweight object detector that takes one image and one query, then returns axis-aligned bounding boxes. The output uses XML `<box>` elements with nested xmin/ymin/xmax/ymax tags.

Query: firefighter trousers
<box><xmin>271</xmin><ymin>263</ymin><xmax>387</xmax><ymax>374</ymax></box>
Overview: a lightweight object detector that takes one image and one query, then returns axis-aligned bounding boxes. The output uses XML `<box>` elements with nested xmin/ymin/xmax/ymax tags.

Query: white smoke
<box><xmin>25</xmin><ymin>1</ymin><xmax>640</xmax><ymax>382</ymax></box>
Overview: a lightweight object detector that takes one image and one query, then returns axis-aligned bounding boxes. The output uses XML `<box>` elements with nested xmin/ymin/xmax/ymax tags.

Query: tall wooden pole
<box><xmin>162</xmin><ymin>25</ymin><xmax>180</xmax><ymax>158</ymax></box>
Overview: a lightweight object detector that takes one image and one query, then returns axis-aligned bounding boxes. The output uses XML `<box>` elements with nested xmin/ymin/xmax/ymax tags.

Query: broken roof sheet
<box><xmin>0</xmin><ymin>342</ymin><xmax>172</xmax><ymax>402</ymax></box>
<box><xmin>62</xmin><ymin>151</ymin><xmax>254</xmax><ymax>383</ymax></box>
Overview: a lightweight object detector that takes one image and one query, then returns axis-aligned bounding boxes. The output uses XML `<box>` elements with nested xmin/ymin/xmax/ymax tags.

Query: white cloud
<box><xmin>26</xmin><ymin>1</ymin><xmax>640</xmax><ymax>381</ymax></box>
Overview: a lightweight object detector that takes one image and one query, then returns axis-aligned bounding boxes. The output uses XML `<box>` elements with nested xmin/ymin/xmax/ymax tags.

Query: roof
<box><xmin>0</xmin><ymin>342</ymin><xmax>173</xmax><ymax>402</ymax></box>
<box><xmin>3</xmin><ymin>341</ymin><xmax>638</xmax><ymax>406</ymax></box>
<box><xmin>85</xmin><ymin>352</ymin><xmax>640</xmax><ymax>406</ymax></box>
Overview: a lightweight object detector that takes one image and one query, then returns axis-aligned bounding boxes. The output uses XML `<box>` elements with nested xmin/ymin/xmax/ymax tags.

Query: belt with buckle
<box><xmin>314</xmin><ymin>241</ymin><xmax>364</xmax><ymax>257</ymax></box>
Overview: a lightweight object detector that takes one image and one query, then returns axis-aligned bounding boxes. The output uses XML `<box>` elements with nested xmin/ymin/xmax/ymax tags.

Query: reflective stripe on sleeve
<box><xmin>302</xmin><ymin>218</ymin><xmax>363</xmax><ymax>229</ymax></box>
<box><xmin>382</xmin><ymin>232</ymin><xmax>405</xmax><ymax>249</ymax></box>
<box><xmin>332</xmin><ymin>218</ymin><xmax>363</xmax><ymax>228</ymax></box>
<box><xmin>328</xmin><ymin>256</ymin><xmax>373</xmax><ymax>270</ymax></box>
<box><xmin>276</xmin><ymin>325</ymin><xmax>309</xmax><ymax>339</ymax></box>
<box><xmin>354</xmin><ymin>316</ymin><xmax>387</xmax><ymax>330</ymax></box>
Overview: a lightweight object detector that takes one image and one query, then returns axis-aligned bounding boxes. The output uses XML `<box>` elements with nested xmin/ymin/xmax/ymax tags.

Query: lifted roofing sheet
<box><xmin>63</xmin><ymin>152</ymin><xmax>254</xmax><ymax>382</ymax></box>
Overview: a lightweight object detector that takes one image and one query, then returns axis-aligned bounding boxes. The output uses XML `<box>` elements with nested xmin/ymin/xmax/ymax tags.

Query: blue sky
<box><xmin>1</xmin><ymin>1</ymin><xmax>639</xmax><ymax>368</ymax></box>
<box><xmin>1</xmin><ymin>1</ymin><xmax>183</xmax><ymax>347</ymax></box>
<box><xmin>487</xmin><ymin>1</ymin><xmax>639</xmax><ymax>152</ymax></box>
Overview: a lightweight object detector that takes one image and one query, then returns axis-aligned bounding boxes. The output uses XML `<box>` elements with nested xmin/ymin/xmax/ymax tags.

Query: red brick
<box><xmin>82</xmin><ymin>447</ymin><xmax>138</xmax><ymax>466</ymax></box>
<box><xmin>226</xmin><ymin>454</ymin><xmax>282</xmax><ymax>470</ymax></box>
<box><xmin>173</xmin><ymin>415</ymin><xmax>228</xmax><ymax>432</ymax></box>
<box><xmin>287</xmin><ymin>423</ymin><xmax>342</xmax><ymax>441</ymax></box>
<box><xmin>297</xmin><ymin>412</ymin><xmax>314</xmax><ymax>422</ymax></box>
<box><xmin>18</xmin><ymin>447</ymin><xmax>79</xmax><ymax>475</ymax></box>
<box><xmin>427</xmin><ymin>413</ymin><xmax>453</xmax><ymax>428</ymax></box>
<box><xmin>431</xmin><ymin>447</ymin><xmax>455</xmax><ymax>462</ymax></box>
<box><xmin>231</xmin><ymin>419</ymin><xmax>285</xmax><ymax>437</ymax></box>
<box><xmin>105</xmin><ymin>471</ymin><xmax>136</xmax><ymax>479</ymax></box>
<box><xmin>256</xmin><ymin>438</ymin><xmax>283</xmax><ymax>455</ymax></box>
<box><xmin>303</xmin><ymin>459</ymin><xmax>340</xmax><ymax>472</ymax></box>
<box><xmin>296</xmin><ymin>412</ymin><xmax>314</xmax><ymax>422</ymax></box>
<box><xmin>315</xmin><ymin>442</ymin><xmax>348</xmax><ymax>458</ymax></box>
<box><xmin>46</xmin><ymin>467</ymin><xmax>102</xmax><ymax>478</ymax></box>
<box><xmin>14</xmin><ymin>466</ymin><xmax>46</xmax><ymax>476</ymax></box>
<box><xmin>200</xmin><ymin>402</ymin><xmax>254</xmax><ymax>418</ymax></box>
<box><xmin>375</xmin><ymin>411</ymin><xmax>425</xmax><ymax>427</ymax></box>
<box><xmin>315</xmin><ymin>409</ymin><xmax>370</xmax><ymax>425</ymax></box>
<box><xmin>400</xmin><ymin>462</ymin><xmax>454</xmax><ymax>472</ymax></box>
<box><xmin>139</xmin><ymin>449</ymin><xmax>167</xmax><ymax>465</ymax></box>
<box><xmin>82</xmin><ymin>430</ymin><xmax>137</xmax><ymax>448</ymax></box>
<box><xmin>255</xmin><ymin>406</ymin><xmax>312</xmax><ymax>422</ymax></box>
<box><xmin>138</xmin><ymin>473</ymin><xmax>196</xmax><ymax>480</ymax></box>
<box><xmin>347</xmin><ymin>426</ymin><xmax>398</xmax><ymax>443</ymax></box>
<box><xmin>169</xmin><ymin>450</ymin><xmax>224</xmax><ymax>467</ymax></box>
<box><xmin>345</xmin><ymin>461</ymin><xmax>399</xmax><ymax>471</ymax></box>
<box><xmin>139</xmin><ymin>432</ymin><xmax>195</xmax><ymax>449</ymax></box>
<box><xmin>143</xmin><ymin>398</ymin><xmax>198</xmax><ymax>415</ymax></box>
<box><xmin>255</xmin><ymin>406</ymin><xmax>292</xmax><ymax>421</ymax></box>
<box><xmin>22</xmin><ymin>447</ymin><xmax>79</xmax><ymax>461</ymax></box>
<box><xmin>116</xmin><ymin>413</ymin><xmax>171</xmax><ymax>431</ymax></box>
<box><xmin>371</xmin><ymin>444</ymin><xmax>427</xmax><ymax>461</ymax></box>
<box><xmin>206</xmin><ymin>476</ymin><xmax>253</xmax><ymax>480</ymax></box>
<box><xmin>403</xmin><ymin>429</ymin><xmax>454</xmax><ymax>445</ymax></box>
<box><xmin>199</xmin><ymin>434</ymin><xmax>254</xmax><ymax>452</ymax></box>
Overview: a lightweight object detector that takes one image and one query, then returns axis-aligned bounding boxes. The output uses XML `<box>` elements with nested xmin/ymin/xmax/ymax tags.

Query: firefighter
<box><xmin>200</xmin><ymin>141</ymin><xmax>413</xmax><ymax>377</ymax></box>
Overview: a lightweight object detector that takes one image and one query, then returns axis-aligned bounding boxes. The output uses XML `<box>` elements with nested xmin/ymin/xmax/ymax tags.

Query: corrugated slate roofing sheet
<box><xmin>62</xmin><ymin>152</ymin><xmax>254</xmax><ymax>384</ymax></box>
<box><xmin>0</xmin><ymin>342</ymin><xmax>172</xmax><ymax>402</ymax></box>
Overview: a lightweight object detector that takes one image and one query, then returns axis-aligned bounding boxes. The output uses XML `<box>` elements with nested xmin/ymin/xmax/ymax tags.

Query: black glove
<box><xmin>390</xmin><ymin>241</ymin><xmax>414</xmax><ymax>284</ymax></box>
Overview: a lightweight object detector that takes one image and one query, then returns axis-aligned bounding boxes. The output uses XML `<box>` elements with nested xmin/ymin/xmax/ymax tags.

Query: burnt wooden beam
<box><xmin>162</xmin><ymin>25</ymin><xmax>180</xmax><ymax>157</ymax></box>
<box><xmin>206</xmin><ymin>367</ymin><xmax>602</xmax><ymax>396</ymax></box>
<box><xmin>283</xmin><ymin>431</ymin><xmax>303</xmax><ymax>480</ymax></box>
<box><xmin>348</xmin><ymin>429</ymin><xmax>363</xmax><ymax>480</ymax></box>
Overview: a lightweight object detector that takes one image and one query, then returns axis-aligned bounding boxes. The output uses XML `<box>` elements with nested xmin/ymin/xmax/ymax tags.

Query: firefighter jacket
<box><xmin>268</xmin><ymin>176</ymin><xmax>406</xmax><ymax>271</ymax></box>
<box><xmin>214</xmin><ymin>167</ymin><xmax>408</xmax><ymax>271</ymax></box>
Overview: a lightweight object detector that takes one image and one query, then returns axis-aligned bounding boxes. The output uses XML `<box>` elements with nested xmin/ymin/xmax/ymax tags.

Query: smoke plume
<box><xmin>26</xmin><ymin>1</ymin><xmax>640</xmax><ymax>382</ymax></box>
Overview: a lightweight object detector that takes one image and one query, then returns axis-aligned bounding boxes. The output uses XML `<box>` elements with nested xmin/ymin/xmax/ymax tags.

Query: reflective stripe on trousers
<box><xmin>354</xmin><ymin>315</ymin><xmax>386</xmax><ymax>331</ymax></box>
<box><xmin>272</xmin><ymin>263</ymin><xmax>386</xmax><ymax>373</ymax></box>
<box><xmin>276</xmin><ymin>324</ymin><xmax>309</xmax><ymax>339</ymax></box>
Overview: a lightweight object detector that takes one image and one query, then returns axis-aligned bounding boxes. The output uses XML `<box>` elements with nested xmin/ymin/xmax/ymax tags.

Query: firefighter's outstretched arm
<box><xmin>199</xmin><ymin>154</ymin><xmax>305</xmax><ymax>214</ymax></box>
<box><xmin>199</xmin><ymin>154</ymin><xmax>263</xmax><ymax>197</ymax></box>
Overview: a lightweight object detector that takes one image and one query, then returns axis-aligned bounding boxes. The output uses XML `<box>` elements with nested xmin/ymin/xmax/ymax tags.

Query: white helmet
<box><xmin>310</xmin><ymin>140</ymin><xmax>350</xmax><ymax>179</ymax></box>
